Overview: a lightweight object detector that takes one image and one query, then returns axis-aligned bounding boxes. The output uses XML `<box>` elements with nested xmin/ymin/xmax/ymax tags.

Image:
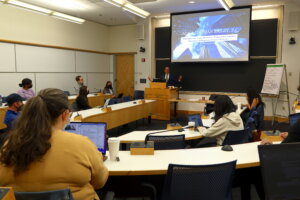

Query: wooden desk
<box><xmin>0</xmin><ymin>94</ymin><xmax>112</xmax><ymax>130</ymax></box>
<box><xmin>260</xmin><ymin>131</ymin><xmax>283</xmax><ymax>142</ymax></box>
<box><xmin>68</xmin><ymin>93</ymin><xmax>112</xmax><ymax>107</ymax></box>
<box><xmin>293</xmin><ymin>101</ymin><xmax>300</xmax><ymax>113</ymax></box>
<box><xmin>169</xmin><ymin>98</ymin><xmax>214</xmax><ymax>104</ymax></box>
<box><xmin>71</xmin><ymin>100</ymin><xmax>156</xmax><ymax>130</ymax></box>
<box><xmin>145</xmin><ymin>88</ymin><xmax>178</xmax><ymax>120</ymax></box>
<box><xmin>118</xmin><ymin>129</ymin><xmax>203</xmax><ymax>144</ymax></box>
<box><xmin>0</xmin><ymin>106</ymin><xmax>8</xmax><ymax>129</ymax></box>
<box><xmin>105</xmin><ymin>141</ymin><xmax>273</xmax><ymax>176</ymax></box>
<box><xmin>169</xmin><ymin>98</ymin><xmax>214</xmax><ymax>117</ymax></box>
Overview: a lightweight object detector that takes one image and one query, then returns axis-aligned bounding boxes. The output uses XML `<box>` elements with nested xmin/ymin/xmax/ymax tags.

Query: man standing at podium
<box><xmin>149</xmin><ymin>66</ymin><xmax>182</xmax><ymax>87</ymax></box>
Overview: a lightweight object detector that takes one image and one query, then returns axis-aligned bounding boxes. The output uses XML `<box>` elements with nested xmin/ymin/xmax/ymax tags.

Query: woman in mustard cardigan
<box><xmin>0</xmin><ymin>88</ymin><xmax>108</xmax><ymax>200</ymax></box>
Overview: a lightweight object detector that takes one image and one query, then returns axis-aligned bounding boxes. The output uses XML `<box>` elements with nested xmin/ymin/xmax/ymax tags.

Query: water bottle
<box><xmin>0</xmin><ymin>95</ymin><xmax>2</xmax><ymax>107</ymax></box>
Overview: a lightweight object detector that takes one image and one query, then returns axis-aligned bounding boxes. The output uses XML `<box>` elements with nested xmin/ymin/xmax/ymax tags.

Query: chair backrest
<box><xmin>2</xmin><ymin>96</ymin><xmax>7</xmax><ymax>104</ymax></box>
<box><xmin>145</xmin><ymin>135</ymin><xmax>185</xmax><ymax>150</ymax></box>
<box><xmin>187</xmin><ymin>114</ymin><xmax>203</xmax><ymax>127</ymax></box>
<box><xmin>222</xmin><ymin>127</ymin><xmax>251</xmax><ymax>146</ymax></box>
<box><xmin>289</xmin><ymin>113</ymin><xmax>300</xmax><ymax>127</ymax></box>
<box><xmin>122</xmin><ymin>96</ymin><xmax>131</xmax><ymax>102</ymax></box>
<box><xmin>258</xmin><ymin>143</ymin><xmax>300</xmax><ymax>200</ymax></box>
<box><xmin>134</xmin><ymin>90</ymin><xmax>144</xmax><ymax>100</ymax></box>
<box><xmin>116</xmin><ymin>98</ymin><xmax>123</xmax><ymax>104</ymax></box>
<box><xmin>162</xmin><ymin>160</ymin><xmax>236</xmax><ymax>200</ymax></box>
<box><xmin>63</xmin><ymin>91</ymin><xmax>71</xmax><ymax>96</ymax></box>
<box><xmin>70</xmin><ymin>102</ymin><xmax>79</xmax><ymax>112</ymax></box>
<box><xmin>15</xmin><ymin>188</ymin><xmax>74</xmax><ymax>200</ymax></box>
<box><xmin>108</xmin><ymin>99</ymin><xmax>118</xmax><ymax>105</ymax></box>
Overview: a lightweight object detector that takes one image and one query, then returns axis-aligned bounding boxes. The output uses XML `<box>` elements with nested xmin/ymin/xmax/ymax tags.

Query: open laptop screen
<box><xmin>64</xmin><ymin>122</ymin><xmax>106</xmax><ymax>155</ymax></box>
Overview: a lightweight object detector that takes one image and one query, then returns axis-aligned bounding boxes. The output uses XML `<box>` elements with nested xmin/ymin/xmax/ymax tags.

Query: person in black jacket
<box><xmin>75</xmin><ymin>86</ymin><xmax>91</xmax><ymax>110</ymax></box>
<box><xmin>246</xmin><ymin>88</ymin><xmax>265</xmax><ymax>130</ymax></box>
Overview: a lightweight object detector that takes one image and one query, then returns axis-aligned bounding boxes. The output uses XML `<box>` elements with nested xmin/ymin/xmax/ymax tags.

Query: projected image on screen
<box><xmin>171</xmin><ymin>8</ymin><xmax>251</xmax><ymax>62</ymax></box>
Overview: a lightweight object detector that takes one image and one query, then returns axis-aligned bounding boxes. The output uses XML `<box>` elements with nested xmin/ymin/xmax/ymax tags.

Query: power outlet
<box><xmin>288</xmin><ymin>72</ymin><xmax>292</xmax><ymax>76</ymax></box>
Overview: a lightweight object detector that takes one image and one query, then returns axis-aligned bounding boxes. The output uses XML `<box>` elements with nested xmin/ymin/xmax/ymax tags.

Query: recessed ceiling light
<box><xmin>188</xmin><ymin>1</ymin><xmax>195</xmax><ymax>4</ymax></box>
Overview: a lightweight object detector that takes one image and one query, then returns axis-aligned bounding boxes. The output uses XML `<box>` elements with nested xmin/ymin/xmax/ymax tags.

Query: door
<box><xmin>116</xmin><ymin>54</ymin><xmax>135</xmax><ymax>97</ymax></box>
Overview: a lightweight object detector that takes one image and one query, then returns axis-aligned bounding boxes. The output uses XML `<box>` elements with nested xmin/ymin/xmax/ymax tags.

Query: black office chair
<box><xmin>222</xmin><ymin>127</ymin><xmax>251</xmax><ymax>146</ymax></box>
<box><xmin>258</xmin><ymin>143</ymin><xmax>300</xmax><ymax>200</ymax></box>
<box><xmin>70</xmin><ymin>102</ymin><xmax>79</xmax><ymax>112</ymax></box>
<box><xmin>63</xmin><ymin>91</ymin><xmax>71</xmax><ymax>96</ymax></box>
<box><xmin>2</xmin><ymin>96</ymin><xmax>7</xmax><ymax>104</ymax></box>
<box><xmin>145</xmin><ymin>135</ymin><xmax>185</xmax><ymax>150</ymax></box>
<box><xmin>161</xmin><ymin>160</ymin><xmax>237</xmax><ymax>200</ymax></box>
<box><xmin>187</xmin><ymin>114</ymin><xmax>203</xmax><ymax>127</ymax></box>
<box><xmin>289</xmin><ymin>113</ymin><xmax>300</xmax><ymax>127</ymax></box>
<box><xmin>134</xmin><ymin>90</ymin><xmax>144</xmax><ymax>100</ymax></box>
<box><xmin>116</xmin><ymin>98</ymin><xmax>123</xmax><ymax>104</ymax></box>
<box><xmin>122</xmin><ymin>96</ymin><xmax>131</xmax><ymax>102</ymax></box>
<box><xmin>108</xmin><ymin>99</ymin><xmax>118</xmax><ymax>105</ymax></box>
<box><xmin>15</xmin><ymin>188</ymin><xmax>74</xmax><ymax>200</ymax></box>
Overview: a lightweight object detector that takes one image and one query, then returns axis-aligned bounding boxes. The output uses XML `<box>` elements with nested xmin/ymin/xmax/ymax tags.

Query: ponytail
<box><xmin>0</xmin><ymin>88</ymin><xmax>69</xmax><ymax>174</ymax></box>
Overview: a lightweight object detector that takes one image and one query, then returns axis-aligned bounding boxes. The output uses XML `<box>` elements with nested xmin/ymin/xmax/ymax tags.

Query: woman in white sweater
<box><xmin>200</xmin><ymin>95</ymin><xmax>244</xmax><ymax>146</ymax></box>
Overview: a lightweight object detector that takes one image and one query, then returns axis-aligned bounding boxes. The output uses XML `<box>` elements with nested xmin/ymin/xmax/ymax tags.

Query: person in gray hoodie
<box><xmin>199</xmin><ymin>95</ymin><xmax>244</xmax><ymax>146</ymax></box>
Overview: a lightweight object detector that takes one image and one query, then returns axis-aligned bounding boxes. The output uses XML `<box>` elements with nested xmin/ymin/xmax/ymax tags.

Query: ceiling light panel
<box><xmin>46</xmin><ymin>0</ymin><xmax>89</xmax><ymax>10</ymax></box>
<box><xmin>7</xmin><ymin>0</ymin><xmax>52</xmax><ymax>14</ymax></box>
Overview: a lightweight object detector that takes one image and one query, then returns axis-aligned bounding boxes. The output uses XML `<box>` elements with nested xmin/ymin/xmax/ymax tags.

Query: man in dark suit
<box><xmin>157</xmin><ymin>66</ymin><xmax>183</xmax><ymax>87</ymax></box>
<box><xmin>148</xmin><ymin>66</ymin><xmax>182</xmax><ymax>87</ymax></box>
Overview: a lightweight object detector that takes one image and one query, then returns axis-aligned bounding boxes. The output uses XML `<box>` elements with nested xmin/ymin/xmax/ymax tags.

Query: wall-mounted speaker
<box><xmin>288</xmin><ymin>11</ymin><xmax>300</xmax><ymax>31</ymax></box>
<box><xmin>136</xmin><ymin>24</ymin><xmax>145</xmax><ymax>40</ymax></box>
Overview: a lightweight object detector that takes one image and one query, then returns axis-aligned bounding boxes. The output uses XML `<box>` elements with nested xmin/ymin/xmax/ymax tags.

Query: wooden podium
<box><xmin>145</xmin><ymin>82</ymin><xmax>178</xmax><ymax>120</ymax></box>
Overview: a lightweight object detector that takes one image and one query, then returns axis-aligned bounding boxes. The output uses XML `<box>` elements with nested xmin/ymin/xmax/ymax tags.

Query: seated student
<box><xmin>76</xmin><ymin>86</ymin><xmax>91</xmax><ymax>110</ymax></box>
<box><xmin>0</xmin><ymin>88</ymin><xmax>108</xmax><ymax>200</ymax></box>
<box><xmin>246</xmin><ymin>88</ymin><xmax>265</xmax><ymax>129</ymax></box>
<box><xmin>3</xmin><ymin>93</ymin><xmax>23</xmax><ymax>130</ymax></box>
<box><xmin>17</xmin><ymin>78</ymin><xmax>35</xmax><ymax>100</ymax></box>
<box><xmin>103</xmin><ymin>81</ymin><xmax>114</xmax><ymax>95</ymax></box>
<box><xmin>198</xmin><ymin>95</ymin><xmax>244</xmax><ymax>146</ymax></box>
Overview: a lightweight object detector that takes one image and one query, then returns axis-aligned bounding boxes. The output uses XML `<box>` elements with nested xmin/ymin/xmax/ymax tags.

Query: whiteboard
<box><xmin>0</xmin><ymin>73</ymin><xmax>35</xmax><ymax>96</ymax></box>
<box><xmin>16</xmin><ymin>45</ymin><xmax>76</xmax><ymax>72</ymax></box>
<box><xmin>35</xmin><ymin>73</ymin><xmax>87</xmax><ymax>95</ymax></box>
<box><xmin>76</xmin><ymin>52</ymin><xmax>110</xmax><ymax>72</ymax></box>
<box><xmin>87</xmin><ymin>73</ymin><xmax>111</xmax><ymax>93</ymax></box>
<box><xmin>261</xmin><ymin>64</ymin><xmax>285</xmax><ymax>95</ymax></box>
<box><xmin>0</xmin><ymin>43</ymin><xmax>15</xmax><ymax>72</ymax></box>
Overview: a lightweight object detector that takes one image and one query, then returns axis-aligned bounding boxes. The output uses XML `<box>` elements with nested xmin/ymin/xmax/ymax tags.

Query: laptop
<box><xmin>64</xmin><ymin>122</ymin><xmax>107</xmax><ymax>156</ymax></box>
<box><xmin>153</xmin><ymin>78</ymin><xmax>165</xmax><ymax>83</ymax></box>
